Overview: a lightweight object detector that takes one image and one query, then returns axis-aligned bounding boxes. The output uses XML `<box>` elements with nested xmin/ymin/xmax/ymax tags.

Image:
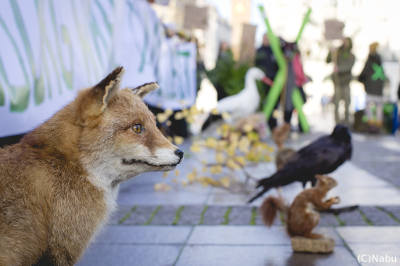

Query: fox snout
<box><xmin>175</xmin><ymin>149</ymin><xmax>184</xmax><ymax>162</ymax></box>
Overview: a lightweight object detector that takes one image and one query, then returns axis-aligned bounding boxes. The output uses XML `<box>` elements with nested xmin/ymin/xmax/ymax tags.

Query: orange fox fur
<box><xmin>260</xmin><ymin>175</ymin><xmax>340</xmax><ymax>239</ymax></box>
<box><xmin>0</xmin><ymin>67</ymin><xmax>183</xmax><ymax>265</ymax></box>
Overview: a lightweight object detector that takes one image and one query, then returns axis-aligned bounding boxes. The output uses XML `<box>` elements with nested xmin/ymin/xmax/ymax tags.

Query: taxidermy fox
<box><xmin>260</xmin><ymin>175</ymin><xmax>339</xmax><ymax>239</ymax></box>
<box><xmin>0</xmin><ymin>67</ymin><xmax>184</xmax><ymax>265</ymax></box>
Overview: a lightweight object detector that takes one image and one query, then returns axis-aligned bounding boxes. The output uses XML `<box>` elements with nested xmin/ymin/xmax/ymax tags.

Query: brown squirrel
<box><xmin>260</xmin><ymin>175</ymin><xmax>340</xmax><ymax>239</ymax></box>
<box><xmin>272</xmin><ymin>123</ymin><xmax>291</xmax><ymax>149</ymax></box>
<box><xmin>275</xmin><ymin>147</ymin><xmax>296</xmax><ymax>170</ymax></box>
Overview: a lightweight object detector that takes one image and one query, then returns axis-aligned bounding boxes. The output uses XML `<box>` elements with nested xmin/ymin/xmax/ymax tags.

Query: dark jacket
<box><xmin>255</xmin><ymin>45</ymin><xmax>278</xmax><ymax>79</ymax></box>
<box><xmin>327</xmin><ymin>48</ymin><xmax>355</xmax><ymax>88</ymax></box>
<box><xmin>358</xmin><ymin>53</ymin><xmax>385</xmax><ymax>96</ymax></box>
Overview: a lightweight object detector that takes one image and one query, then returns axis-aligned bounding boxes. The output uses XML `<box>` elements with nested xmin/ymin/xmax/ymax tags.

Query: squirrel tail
<box><xmin>260</xmin><ymin>196</ymin><xmax>287</xmax><ymax>227</ymax></box>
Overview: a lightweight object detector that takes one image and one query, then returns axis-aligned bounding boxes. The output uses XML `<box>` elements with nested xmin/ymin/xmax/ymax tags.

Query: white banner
<box><xmin>0</xmin><ymin>0</ymin><xmax>196</xmax><ymax>137</ymax></box>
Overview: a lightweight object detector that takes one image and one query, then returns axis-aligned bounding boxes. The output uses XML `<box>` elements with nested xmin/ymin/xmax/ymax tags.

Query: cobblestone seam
<box><xmin>199</xmin><ymin>205</ymin><xmax>208</xmax><ymax>225</ymax></box>
<box><xmin>222</xmin><ymin>207</ymin><xmax>232</xmax><ymax>225</ymax></box>
<box><xmin>172</xmin><ymin>206</ymin><xmax>185</xmax><ymax>225</ymax></box>
<box><xmin>144</xmin><ymin>206</ymin><xmax>161</xmax><ymax>225</ymax></box>
<box><xmin>119</xmin><ymin>206</ymin><xmax>137</xmax><ymax>224</ymax></box>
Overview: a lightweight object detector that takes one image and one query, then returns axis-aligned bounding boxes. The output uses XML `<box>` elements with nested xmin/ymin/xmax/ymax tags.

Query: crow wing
<box><xmin>287</xmin><ymin>135</ymin><xmax>351</xmax><ymax>176</ymax></box>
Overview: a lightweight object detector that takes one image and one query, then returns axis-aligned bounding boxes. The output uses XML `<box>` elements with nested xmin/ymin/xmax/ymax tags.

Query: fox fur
<box><xmin>260</xmin><ymin>175</ymin><xmax>339</xmax><ymax>239</ymax></box>
<box><xmin>0</xmin><ymin>67</ymin><xmax>183</xmax><ymax>265</ymax></box>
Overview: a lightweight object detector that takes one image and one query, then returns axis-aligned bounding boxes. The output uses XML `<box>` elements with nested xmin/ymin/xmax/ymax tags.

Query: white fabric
<box><xmin>0</xmin><ymin>0</ymin><xmax>196</xmax><ymax>137</ymax></box>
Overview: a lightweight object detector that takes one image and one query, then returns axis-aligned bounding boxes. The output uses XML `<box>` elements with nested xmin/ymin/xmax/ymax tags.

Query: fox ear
<box><xmin>315</xmin><ymin>174</ymin><xmax>324</xmax><ymax>181</ymax></box>
<box><xmin>132</xmin><ymin>82</ymin><xmax>159</xmax><ymax>98</ymax></box>
<box><xmin>94</xmin><ymin>66</ymin><xmax>124</xmax><ymax>112</ymax></box>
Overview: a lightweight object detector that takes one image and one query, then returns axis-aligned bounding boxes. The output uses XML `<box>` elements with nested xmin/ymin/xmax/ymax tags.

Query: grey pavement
<box><xmin>78</xmin><ymin>122</ymin><xmax>400</xmax><ymax>265</ymax></box>
<box><xmin>78</xmin><ymin>225</ymin><xmax>359</xmax><ymax>266</ymax></box>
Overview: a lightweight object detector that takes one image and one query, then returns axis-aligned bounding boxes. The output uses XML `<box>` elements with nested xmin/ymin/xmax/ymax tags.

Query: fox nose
<box><xmin>174</xmin><ymin>149</ymin><xmax>184</xmax><ymax>160</ymax></box>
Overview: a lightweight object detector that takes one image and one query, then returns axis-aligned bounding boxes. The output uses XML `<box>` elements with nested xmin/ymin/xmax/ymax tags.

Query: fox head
<box><xmin>75</xmin><ymin>67</ymin><xmax>183</xmax><ymax>186</ymax></box>
<box><xmin>315</xmin><ymin>175</ymin><xmax>337</xmax><ymax>190</ymax></box>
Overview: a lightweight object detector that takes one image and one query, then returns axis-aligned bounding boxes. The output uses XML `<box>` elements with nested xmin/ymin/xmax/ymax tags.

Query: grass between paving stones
<box><xmin>222</xmin><ymin>207</ymin><xmax>232</xmax><ymax>225</ymax></box>
<box><xmin>377</xmin><ymin>207</ymin><xmax>400</xmax><ymax>224</ymax></box>
<box><xmin>172</xmin><ymin>206</ymin><xmax>184</xmax><ymax>225</ymax></box>
<box><xmin>359</xmin><ymin>209</ymin><xmax>373</xmax><ymax>226</ymax></box>
<box><xmin>335</xmin><ymin>214</ymin><xmax>346</xmax><ymax>226</ymax></box>
<box><xmin>144</xmin><ymin>206</ymin><xmax>161</xmax><ymax>225</ymax></box>
<box><xmin>199</xmin><ymin>205</ymin><xmax>208</xmax><ymax>225</ymax></box>
<box><xmin>118</xmin><ymin>206</ymin><xmax>137</xmax><ymax>224</ymax></box>
<box><xmin>250</xmin><ymin>207</ymin><xmax>257</xmax><ymax>225</ymax></box>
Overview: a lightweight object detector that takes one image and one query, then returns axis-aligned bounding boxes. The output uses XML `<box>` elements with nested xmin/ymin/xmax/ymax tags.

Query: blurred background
<box><xmin>1</xmin><ymin>0</ymin><xmax>400</xmax><ymax>141</ymax></box>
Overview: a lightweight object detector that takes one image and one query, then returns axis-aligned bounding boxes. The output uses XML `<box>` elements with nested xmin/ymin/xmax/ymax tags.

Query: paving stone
<box><xmin>176</xmin><ymin>245</ymin><xmax>358</xmax><ymax>266</ymax></box>
<box><xmin>188</xmin><ymin>226</ymin><xmax>290</xmax><ymax>245</ymax></box>
<box><xmin>178</xmin><ymin>205</ymin><xmax>204</xmax><ymax>225</ymax></box>
<box><xmin>108</xmin><ymin>206</ymin><xmax>134</xmax><ymax>225</ymax></box>
<box><xmin>337</xmin><ymin>226</ymin><xmax>400</xmax><ymax>244</ymax></box>
<box><xmin>150</xmin><ymin>205</ymin><xmax>180</xmax><ymax>225</ymax></box>
<box><xmin>318</xmin><ymin>213</ymin><xmax>339</xmax><ymax>226</ymax></box>
<box><xmin>352</xmin><ymin>136</ymin><xmax>400</xmax><ymax>187</ymax></box>
<box><xmin>382</xmin><ymin>206</ymin><xmax>400</xmax><ymax>221</ymax></box>
<box><xmin>202</xmin><ymin>206</ymin><xmax>228</xmax><ymax>225</ymax></box>
<box><xmin>360</xmin><ymin>206</ymin><xmax>399</xmax><ymax>226</ymax></box>
<box><xmin>124</xmin><ymin>205</ymin><xmax>157</xmax><ymax>225</ymax></box>
<box><xmin>344</xmin><ymin>244</ymin><xmax>400</xmax><ymax>266</ymax></box>
<box><xmin>229</xmin><ymin>206</ymin><xmax>252</xmax><ymax>225</ymax></box>
<box><xmin>254</xmin><ymin>214</ymin><xmax>264</xmax><ymax>225</ymax></box>
<box><xmin>94</xmin><ymin>226</ymin><xmax>191</xmax><ymax>244</ymax></box>
<box><xmin>78</xmin><ymin>244</ymin><xmax>181</xmax><ymax>266</ymax></box>
<box><xmin>338</xmin><ymin>209</ymin><xmax>367</xmax><ymax>226</ymax></box>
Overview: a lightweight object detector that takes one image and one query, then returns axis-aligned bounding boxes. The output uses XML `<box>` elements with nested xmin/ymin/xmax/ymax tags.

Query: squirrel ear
<box><xmin>132</xmin><ymin>82</ymin><xmax>159</xmax><ymax>98</ymax></box>
<box><xmin>315</xmin><ymin>174</ymin><xmax>324</xmax><ymax>181</ymax></box>
<box><xmin>93</xmin><ymin>66</ymin><xmax>124</xmax><ymax>112</ymax></box>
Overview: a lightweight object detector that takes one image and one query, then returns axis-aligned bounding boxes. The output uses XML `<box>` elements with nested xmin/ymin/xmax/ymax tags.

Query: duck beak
<box><xmin>261</xmin><ymin>76</ymin><xmax>273</xmax><ymax>86</ymax></box>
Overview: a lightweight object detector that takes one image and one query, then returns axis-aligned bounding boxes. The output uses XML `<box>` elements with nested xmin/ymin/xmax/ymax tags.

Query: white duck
<box><xmin>216</xmin><ymin>67</ymin><xmax>268</xmax><ymax>121</ymax></box>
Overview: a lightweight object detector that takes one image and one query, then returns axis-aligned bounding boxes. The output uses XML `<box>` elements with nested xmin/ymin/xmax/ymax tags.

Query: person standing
<box><xmin>358</xmin><ymin>42</ymin><xmax>386</xmax><ymax>127</ymax></box>
<box><xmin>327</xmin><ymin>37</ymin><xmax>355</xmax><ymax>125</ymax></box>
<box><xmin>255</xmin><ymin>33</ymin><xmax>279</xmax><ymax>131</ymax></box>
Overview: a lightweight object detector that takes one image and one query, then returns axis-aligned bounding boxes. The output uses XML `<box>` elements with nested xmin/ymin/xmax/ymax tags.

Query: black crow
<box><xmin>248</xmin><ymin>124</ymin><xmax>352</xmax><ymax>203</ymax></box>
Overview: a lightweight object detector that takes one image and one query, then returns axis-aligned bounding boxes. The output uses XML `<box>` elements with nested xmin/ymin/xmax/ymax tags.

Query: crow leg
<box><xmin>311</xmin><ymin>176</ymin><xmax>317</xmax><ymax>187</ymax></box>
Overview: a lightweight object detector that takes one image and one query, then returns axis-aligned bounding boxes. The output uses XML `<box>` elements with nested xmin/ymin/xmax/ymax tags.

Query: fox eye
<box><xmin>132</xmin><ymin>124</ymin><xmax>144</xmax><ymax>134</ymax></box>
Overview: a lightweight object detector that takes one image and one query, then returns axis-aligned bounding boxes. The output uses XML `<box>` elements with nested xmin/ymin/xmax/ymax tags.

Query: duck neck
<box><xmin>245</xmin><ymin>76</ymin><xmax>257</xmax><ymax>91</ymax></box>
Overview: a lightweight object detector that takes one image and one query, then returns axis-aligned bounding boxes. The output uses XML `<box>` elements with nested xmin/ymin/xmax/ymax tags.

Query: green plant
<box><xmin>207</xmin><ymin>50</ymin><xmax>250</xmax><ymax>97</ymax></box>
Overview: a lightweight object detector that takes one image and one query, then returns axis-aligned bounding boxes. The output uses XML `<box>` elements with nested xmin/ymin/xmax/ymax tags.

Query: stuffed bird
<box><xmin>248</xmin><ymin>124</ymin><xmax>352</xmax><ymax>203</ymax></box>
<box><xmin>216</xmin><ymin>67</ymin><xmax>268</xmax><ymax>120</ymax></box>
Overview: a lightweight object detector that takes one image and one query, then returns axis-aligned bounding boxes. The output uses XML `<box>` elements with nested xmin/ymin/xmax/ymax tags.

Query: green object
<box><xmin>383</xmin><ymin>103</ymin><xmax>393</xmax><ymax>115</ymax></box>
<box><xmin>295</xmin><ymin>8</ymin><xmax>312</xmax><ymax>43</ymax></box>
<box><xmin>259</xmin><ymin>5</ymin><xmax>311</xmax><ymax>132</ymax></box>
<box><xmin>177</xmin><ymin>51</ymin><xmax>190</xmax><ymax>57</ymax></box>
<box><xmin>0</xmin><ymin>81</ymin><xmax>5</xmax><ymax>106</ymax></box>
<box><xmin>292</xmin><ymin>88</ymin><xmax>309</xmax><ymax>132</ymax></box>
<box><xmin>207</xmin><ymin>50</ymin><xmax>250</xmax><ymax>96</ymax></box>
<box><xmin>10</xmin><ymin>0</ymin><xmax>45</xmax><ymax>105</ymax></box>
<box><xmin>258</xmin><ymin>5</ymin><xmax>287</xmax><ymax>120</ymax></box>
<box><xmin>372</xmin><ymin>63</ymin><xmax>385</xmax><ymax>81</ymax></box>
<box><xmin>0</xmin><ymin>18</ymin><xmax>30</xmax><ymax>112</ymax></box>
